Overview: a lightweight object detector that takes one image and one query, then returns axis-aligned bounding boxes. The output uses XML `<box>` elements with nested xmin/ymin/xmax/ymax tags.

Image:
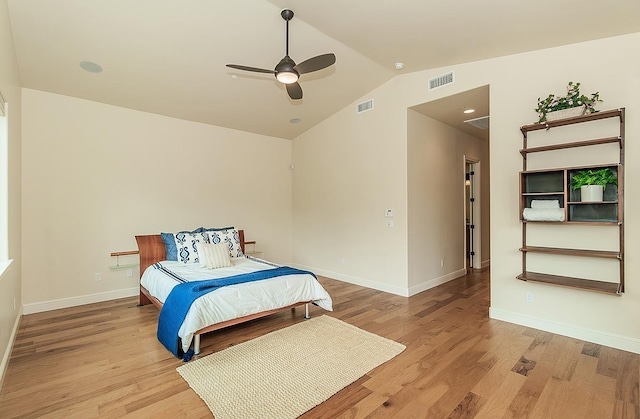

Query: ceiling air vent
<box><xmin>464</xmin><ymin>116</ymin><xmax>490</xmax><ymax>130</ymax></box>
<box><xmin>356</xmin><ymin>99</ymin><xmax>374</xmax><ymax>114</ymax></box>
<box><xmin>428</xmin><ymin>71</ymin><xmax>454</xmax><ymax>91</ymax></box>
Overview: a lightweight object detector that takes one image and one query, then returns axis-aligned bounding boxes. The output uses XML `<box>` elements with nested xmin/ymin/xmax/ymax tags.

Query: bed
<box><xmin>135</xmin><ymin>228</ymin><xmax>333</xmax><ymax>360</ymax></box>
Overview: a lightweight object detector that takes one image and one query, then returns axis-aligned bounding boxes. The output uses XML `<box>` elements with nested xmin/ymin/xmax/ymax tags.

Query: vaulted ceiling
<box><xmin>7</xmin><ymin>0</ymin><xmax>640</xmax><ymax>139</ymax></box>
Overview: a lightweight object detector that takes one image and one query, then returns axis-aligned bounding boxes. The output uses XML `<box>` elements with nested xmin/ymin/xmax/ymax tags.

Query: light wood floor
<box><xmin>1</xmin><ymin>270</ymin><xmax>638</xmax><ymax>418</ymax></box>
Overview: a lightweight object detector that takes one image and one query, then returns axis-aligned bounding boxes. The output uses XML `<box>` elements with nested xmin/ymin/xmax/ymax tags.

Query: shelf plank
<box><xmin>567</xmin><ymin>201</ymin><xmax>617</xmax><ymax>205</ymax></box>
<box><xmin>110</xmin><ymin>250</ymin><xmax>139</xmax><ymax>257</ymax></box>
<box><xmin>565</xmin><ymin>220</ymin><xmax>619</xmax><ymax>225</ymax></box>
<box><xmin>517</xmin><ymin>271</ymin><xmax>620</xmax><ymax>295</ymax></box>
<box><xmin>520</xmin><ymin>109</ymin><xmax>623</xmax><ymax>132</ymax></box>
<box><xmin>522</xmin><ymin>220</ymin><xmax>619</xmax><ymax>225</ymax></box>
<box><xmin>522</xmin><ymin>192</ymin><xmax>564</xmax><ymax>196</ymax></box>
<box><xmin>520</xmin><ymin>136</ymin><xmax>621</xmax><ymax>155</ymax></box>
<box><xmin>519</xmin><ymin>246</ymin><xmax>620</xmax><ymax>259</ymax></box>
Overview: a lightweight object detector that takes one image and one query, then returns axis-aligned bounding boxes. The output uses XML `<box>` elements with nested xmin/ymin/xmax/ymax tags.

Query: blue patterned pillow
<box><xmin>174</xmin><ymin>231</ymin><xmax>209</xmax><ymax>264</ymax></box>
<box><xmin>161</xmin><ymin>227</ymin><xmax>204</xmax><ymax>261</ymax></box>
<box><xmin>206</xmin><ymin>227</ymin><xmax>244</xmax><ymax>258</ymax></box>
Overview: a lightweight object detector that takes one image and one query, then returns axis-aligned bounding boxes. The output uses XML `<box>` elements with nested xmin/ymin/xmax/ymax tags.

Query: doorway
<box><xmin>408</xmin><ymin>85</ymin><xmax>490</xmax><ymax>276</ymax></box>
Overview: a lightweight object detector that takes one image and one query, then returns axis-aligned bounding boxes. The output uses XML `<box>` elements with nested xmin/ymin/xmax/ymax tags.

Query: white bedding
<box><xmin>141</xmin><ymin>257</ymin><xmax>333</xmax><ymax>352</ymax></box>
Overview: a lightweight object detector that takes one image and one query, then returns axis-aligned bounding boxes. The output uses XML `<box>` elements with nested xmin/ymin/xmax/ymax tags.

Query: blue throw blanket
<box><xmin>157</xmin><ymin>266</ymin><xmax>317</xmax><ymax>361</ymax></box>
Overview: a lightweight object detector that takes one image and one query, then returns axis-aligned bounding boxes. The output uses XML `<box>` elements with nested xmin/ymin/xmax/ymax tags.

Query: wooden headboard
<box><xmin>135</xmin><ymin>230</ymin><xmax>246</xmax><ymax>278</ymax></box>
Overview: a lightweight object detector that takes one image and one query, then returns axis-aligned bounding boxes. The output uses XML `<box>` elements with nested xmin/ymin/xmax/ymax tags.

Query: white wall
<box><xmin>486</xmin><ymin>37</ymin><xmax>639</xmax><ymax>353</ymax></box>
<box><xmin>21</xmin><ymin>89</ymin><xmax>293</xmax><ymax>312</ymax></box>
<box><xmin>292</xmin><ymin>77</ymin><xmax>411</xmax><ymax>296</ymax></box>
<box><xmin>407</xmin><ymin>110</ymin><xmax>489</xmax><ymax>293</ymax></box>
<box><xmin>292</xmin><ymin>33</ymin><xmax>640</xmax><ymax>353</ymax></box>
<box><xmin>0</xmin><ymin>0</ymin><xmax>23</xmax><ymax>388</ymax></box>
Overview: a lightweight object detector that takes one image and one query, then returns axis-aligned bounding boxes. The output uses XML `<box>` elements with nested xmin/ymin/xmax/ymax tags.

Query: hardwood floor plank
<box><xmin>333</xmin><ymin>392</ymin><xmax>391</xmax><ymax>419</ymax></box>
<box><xmin>473</xmin><ymin>371</ymin><xmax>526</xmax><ymax>418</ymax></box>
<box><xmin>612</xmin><ymin>400</ymin><xmax>640</xmax><ymax>419</ymax></box>
<box><xmin>504</xmin><ymin>329</ymin><xmax>573</xmax><ymax>418</ymax></box>
<box><xmin>531</xmin><ymin>353</ymin><xmax>617</xmax><ymax>419</ymax></box>
<box><xmin>1</xmin><ymin>269</ymin><xmax>638</xmax><ymax>418</ymax></box>
<box><xmin>582</xmin><ymin>342</ymin><xmax>602</xmax><ymax>358</ymax></box>
<box><xmin>120</xmin><ymin>389</ymin><xmax>212</xmax><ymax>418</ymax></box>
<box><xmin>300</xmin><ymin>380</ymin><xmax>372</xmax><ymax>419</ymax></box>
<box><xmin>422</xmin><ymin>349</ymin><xmax>494</xmax><ymax>418</ymax></box>
<box><xmin>380</xmin><ymin>383</ymin><xmax>449</xmax><ymax>418</ymax></box>
<box><xmin>551</xmin><ymin>337</ymin><xmax>584</xmax><ymax>381</ymax></box>
<box><xmin>447</xmin><ymin>392</ymin><xmax>487</xmax><ymax>419</ymax></box>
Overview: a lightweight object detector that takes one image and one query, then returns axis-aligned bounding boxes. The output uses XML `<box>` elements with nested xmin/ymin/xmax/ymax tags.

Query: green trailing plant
<box><xmin>570</xmin><ymin>168</ymin><xmax>617</xmax><ymax>191</ymax></box>
<box><xmin>535</xmin><ymin>81</ymin><xmax>602</xmax><ymax>123</ymax></box>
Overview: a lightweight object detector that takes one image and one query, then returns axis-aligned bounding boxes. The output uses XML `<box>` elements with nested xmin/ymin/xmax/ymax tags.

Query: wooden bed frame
<box><xmin>134</xmin><ymin>229</ymin><xmax>310</xmax><ymax>354</ymax></box>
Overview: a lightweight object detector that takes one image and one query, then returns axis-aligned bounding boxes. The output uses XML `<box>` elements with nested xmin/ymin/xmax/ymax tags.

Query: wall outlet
<box><xmin>526</xmin><ymin>292</ymin><xmax>534</xmax><ymax>303</ymax></box>
<box><xmin>339</xmin><ymin>258</ymin><xmax>345</xmax><ymax>266</ymax></box>
<box><xmin>13</xmin><ymin>298</ymin><xmax>16</xmax><ymax>311</ymax></box>
<box><xmin>440</xmin><ymin>259</ymin><xmax>444</xmax><ymax>267</ymax></box>
<box><xmin>126</xmin><ymin>269</ymin><xmax>133</xmax><ymax>277</ymax></box>
<box><xmin>95</xmin><ymin>273</ymin><xmax>101</xmax><ymax>282</ymax></box>
<box><xmin>385</xmin><ymin>220</ymin><xmax>394</xmax><ymax>227</ymax></box>
<box><xmin>385</xmin><ymin>208</ymin><xmax>394</xmax><ymax>217</ymax></box>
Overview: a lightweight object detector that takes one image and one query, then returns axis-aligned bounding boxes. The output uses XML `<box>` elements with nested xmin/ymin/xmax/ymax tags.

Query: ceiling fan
<box><xmin>226</xmin><ymin>9</ymin><xmax>336</xmax><ymax>100</ymax></box>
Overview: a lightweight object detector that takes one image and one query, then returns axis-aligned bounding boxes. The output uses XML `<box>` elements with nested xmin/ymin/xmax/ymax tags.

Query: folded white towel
<box><xmin>531</xmin><ymin>199</ymin><xmax>560</xmax><ymax>209</ymax></box>
<box><xmin>523</xmin><ymin>208</ymin><xmax>565</xmax><ymax>222</ymax></box>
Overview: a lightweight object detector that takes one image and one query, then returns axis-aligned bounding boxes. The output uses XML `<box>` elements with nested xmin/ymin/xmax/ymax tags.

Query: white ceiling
<box><xmin>7</xmin><ymin>0</ymin><xmax>640</xmax><ymax>139</ymax></box>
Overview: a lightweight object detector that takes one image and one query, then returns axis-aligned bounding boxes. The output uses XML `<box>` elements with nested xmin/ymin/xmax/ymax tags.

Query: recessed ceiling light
<box><xmin>463</xmin><ymin>108</ymin><xmax>475</xmax><ymax>114</ymax></box>
<box><xmin>289</xmin><ymin>117</ymin><xmax>302</xmax><ymax>124</ymax></box>
<box><xmin>231</xmin><ymin>74</ymin><xmax>238</xmax><ymax>79</ymax></box>
<box><xmin>394</xmin><ymin>62</ymin><xmax>404</xmax><ymax>70</ymax></box>
<box><xmin>79</xmin><ymin>61</ymin><xmax>103</xmax><ymax>73</ymax></box>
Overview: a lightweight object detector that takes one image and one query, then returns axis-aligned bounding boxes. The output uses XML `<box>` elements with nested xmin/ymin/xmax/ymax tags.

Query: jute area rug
<box><xmin>176</xmin><ymin>315</ymin><xmax>406</xmax><ymax>419</ymax></box>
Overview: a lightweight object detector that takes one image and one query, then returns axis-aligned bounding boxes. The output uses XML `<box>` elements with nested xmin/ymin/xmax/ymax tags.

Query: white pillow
<box><xmin>197</xmin><ymin>243</ymin><xmax>232</xmax><ymax>269</ymax></box>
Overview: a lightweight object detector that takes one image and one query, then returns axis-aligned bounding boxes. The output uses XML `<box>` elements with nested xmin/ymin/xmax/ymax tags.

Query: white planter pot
<box><xmin>580</xmin><ymin>185</ymin><xmax>603</xmax><ymax>202</ymax></box>
<box><xmin>546</xmin><ymin>106</ymin><xmax>587</xmax><ymax>121</ymax></box>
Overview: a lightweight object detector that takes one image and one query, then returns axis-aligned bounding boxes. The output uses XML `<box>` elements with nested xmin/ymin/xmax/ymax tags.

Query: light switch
<box><xmin>385</xmin><ymin>209</ymin><xmax>394</xmax><ymax>217</ymax></box>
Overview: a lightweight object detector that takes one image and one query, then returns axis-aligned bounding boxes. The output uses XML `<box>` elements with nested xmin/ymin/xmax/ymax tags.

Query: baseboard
<box><xmin>292</xmin><ymin>264</ymin><xmax>466</xmax><ymax>298</ymax></box>
<box><xmin>0</xmin><ymin>305</ymin><xmax>22</xmax><ymax>390</ymax></box>
<box><xmin>407</xmin><ymin>268</ymin><xmax>467</xmax><ymax>297</ymax></box>
<box><xmin>489</xmin><ymin>307</ymin><xmax>640</xmax><ymax>355</ymax></box>
<box><xmin>481</xmin><ymin>259</ymin><xmax>490</xmax><ymax>269</ymax></box>
<box><xmin>22</xmin><ymin>287</ymin><xmax>139</xmax><ymax>315</ymax></box>
<box><xmin>292</xmin><ymin>263</ymin><xmax>410</xmax><ymax>297</ymax></box>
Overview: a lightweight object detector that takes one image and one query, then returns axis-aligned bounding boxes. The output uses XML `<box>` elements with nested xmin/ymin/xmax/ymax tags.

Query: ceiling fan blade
<box><xmin>226</xmin><ymin>64</ymin><xmax>275</xmax><ymax>74</ymax></box>
<box><xmin>294</xmin><ymin>53</ymin><xmax>336</xmax><ymax>74</ymax></box>
<box><xmin>286</xmin><ymin>82</ymin><xmax>303</xmax><ymax>100</ymax></box>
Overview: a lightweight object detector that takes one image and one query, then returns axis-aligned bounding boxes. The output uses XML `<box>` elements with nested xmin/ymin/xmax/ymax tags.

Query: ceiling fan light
<box><xmin>276</xmin><ymin>71</ymin><xmax>299</xmax><ymax>84</ymax></box>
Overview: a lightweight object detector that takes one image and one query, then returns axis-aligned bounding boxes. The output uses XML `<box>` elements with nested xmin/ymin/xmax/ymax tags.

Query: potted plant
<box><xmin>570</xmin><ymin>168</ymin><xmax>617</xmax><ymax>202</ymax></box>
<box><xmin>535</xmin><ymin>81</ymin><xmax>602</xmax><ymax>123</ymax></box>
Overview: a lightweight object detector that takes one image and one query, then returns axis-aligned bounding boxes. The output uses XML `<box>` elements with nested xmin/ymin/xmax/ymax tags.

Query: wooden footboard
<box><xmin>140</xmin><ymin>283</ymin><xmax>310</xmax><ymax>353</ymax></box>
<box><xmin>140</xmin><ymin>285</ymin><xmax>163</xmax><ymax>310</ymax></box>
<box><xmin>141</xmin><ymin>284</ymin><xmax>309</xmax><ymax>329</ymax></box>
<box><xmin>193</xmin><ymin>300</ymin><xmax>311</xmax><ymax>336</ymax></box>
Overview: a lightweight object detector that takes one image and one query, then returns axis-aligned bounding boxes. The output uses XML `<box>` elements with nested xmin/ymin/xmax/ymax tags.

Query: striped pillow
<box><xmin>197</xmin><ymin>243</ymin><xmax>232</xmax><ymax>269</ymax></box>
